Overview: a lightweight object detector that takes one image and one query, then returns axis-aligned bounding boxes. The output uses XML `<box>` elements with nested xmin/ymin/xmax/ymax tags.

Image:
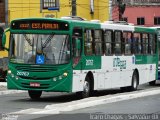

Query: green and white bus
<box><xmin>152</xmin><ymin>27</ymin><xmax>160</xmax><ymax>81</ymax></box>
<box><xmin>2</xmin><ymin>18</ymin><xmax>158</xmax><ymax>99</ymax></box>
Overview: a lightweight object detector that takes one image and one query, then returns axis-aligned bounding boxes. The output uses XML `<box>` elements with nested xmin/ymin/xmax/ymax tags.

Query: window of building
<box><xmin>122</xmin><ymin>17</ymin><xmax>128</xmax><ymax>22</ymax></box>
<box><xmin>43</xmin><ymin>0</ymin><xmax>59</xmax><ymax>9</ymax></box>
<box><xmin>133</xmin><ymin>33</ymin><xmax>142</xmax><ymax>54</ymax></box>
<box><xmin>154</xmin><ymin>17</ymin><xmax>160</xmax><ymax>25</ymax></box>
<box><xmin>137</xmin><ymin>17</ymin><xmax>145</xmax><ymax>25</ymax></box>
<box><xmin>123</xmin><ymin>32</ymin><xmax>132</xmax><ymax>55</ymax></box>
<box><xmin>94</xmin><ymin>30</ymin><xmax>103</xmax><ymax>55</ymax></box>
<box><xmin>104</xmin><ymin>30</ymin><xmax>112</xmax><ymax>55</ymax></box>
<box><xmin>114</xmin><ymin>31</ymin><xmax>122</xmax><ymax>54</ymax></box>
<box><xmin>84</xmin><ymin>29</ymin><xmax>94</xmax><ymax>55</ymax></box>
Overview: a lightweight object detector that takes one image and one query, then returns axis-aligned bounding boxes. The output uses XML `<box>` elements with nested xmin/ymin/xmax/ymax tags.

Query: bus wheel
<box><xmin>128</xmin><ymin>72</ymin><xmax>138</xmax><ymax>91</ymax></box>
<box><xmin>77</xmin><ymin>76</ymin><xmax>91</xmax><ymax>99</ymax></box>
<box><xmin>149</xmin><ymin>80</ymin><xmax>156</xmax><ymax>86</ymax></box>
<box><xmin>28</xmin><ymin>90</ymin><xmax>42</xmax><ymax>100</ymax></box>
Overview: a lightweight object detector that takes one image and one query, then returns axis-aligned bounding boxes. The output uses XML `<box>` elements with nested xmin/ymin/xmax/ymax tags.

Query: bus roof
<box><xmin>135</xmin><ymin>26</ymin><xmax>156</xmax><ymax>33</ymax></box>
<box><xmin>101</xmin><ymin>22</ymin><xmax>135</xmax><ymax>31</ymax></box>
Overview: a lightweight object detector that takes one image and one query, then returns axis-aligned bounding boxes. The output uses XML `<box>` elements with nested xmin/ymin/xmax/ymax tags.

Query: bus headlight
<box><xmin>63</xmin><ymin>72</ymin><xmax>68</xmax><ymax>77</ymax></box>
<box><xmin>8</xmin><ymin>70</ymin><xmax>11</xmax><ymax>74</ymax></box>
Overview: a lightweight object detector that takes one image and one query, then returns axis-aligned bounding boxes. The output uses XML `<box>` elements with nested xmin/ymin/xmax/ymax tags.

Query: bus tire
<box><xmin>128</xmin><ymin>71</ymin><xmax>138</xmax><ymax>91</ymax></box>
<box><xmin>28</xmin><ymin>90</ymin><xmax>42</xmax><ymax>100</ymax></box>
<box><xmin>149</xmin><ymin>80</ymin><xmax>156</xmax><ymax>86</ymax></box>
<box><xmin>77</xmin><ymin>76</ymin><xmax>91</xmax><ymax>99</ymax></box>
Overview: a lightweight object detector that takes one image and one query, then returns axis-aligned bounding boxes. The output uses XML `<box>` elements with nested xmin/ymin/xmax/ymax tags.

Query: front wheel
<box><xmin>28</xmin><ymin>90</ymin><xmax>42</xmax><ymax>100</ymax></box>
<box><xmin>76</xmin><ymin>76</ymin><xmax>91</xmax><ymax>99</ymax></box>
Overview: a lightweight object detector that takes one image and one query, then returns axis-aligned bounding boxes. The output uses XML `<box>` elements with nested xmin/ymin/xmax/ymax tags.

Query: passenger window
<box><xmin>94</xmin><ymin>30</ymin><xmax>103</xmax><ymax>55</ymax></box>
<box><xmin>123</xmin><ymin>32</ymin><xmax>132</xmax><ymax>55</ymax></box>
<box><xmin>142</xmin><ymin>33</ymin><xmax>149</xmax><ymax>54</ymax></box>
<box><xmin>149</xmin><ymin>34</ymin><xmax>156</xmax><ymax>54</ymax></box>
<box><xmin>104</xmin><ymin>30</ymin><xmax>112</xmax><ymax>55</ymax></box>
<box><xmin>133</xmin><ymin>33</ymin><xmax>142</xmax><ymax>54</ymax></box>
<box><xmin>114</xmin><ymin>31</ymin><xmax>122</xmax><ymax>54</ymax></box>
<box><xmin>84</xmin><ymin>30</ymin><xmax>94</xmax><ymax>56</ymax></box>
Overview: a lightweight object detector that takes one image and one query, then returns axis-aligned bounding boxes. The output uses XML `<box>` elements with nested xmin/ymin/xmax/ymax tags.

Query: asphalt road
<box><xmin>28</xmin><ymin>90</ymin><xmax>160</xmax><ymax>120</ymax></box>
<box><xmin>0</xmin><ymin>82</ymin><xmax>159</xmax><ymax>113</ymax></box>
<box><xmin>0</xmin><ymin>81</ymin><xmax>160</xmax><ymax>120</ymax></box>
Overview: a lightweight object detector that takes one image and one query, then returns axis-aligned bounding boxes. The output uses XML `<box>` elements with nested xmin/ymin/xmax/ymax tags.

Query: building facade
<box><xmin>112</xmin><ymin>0</ymin><xmax>160</xmax><ymax>27</ymax></box>
<box><xmin>0</xmin><ymin>0</ymin><xmax>5</xmax><ymax>23</ymax></box>
<box><xmin>1</xmin><ymin>0</ymin><xmax>109</xmax><ymax>26</ymax></box>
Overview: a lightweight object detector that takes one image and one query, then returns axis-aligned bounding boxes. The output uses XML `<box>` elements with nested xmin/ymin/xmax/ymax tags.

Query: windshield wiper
<box><xmin>23</xmin><ymin>34</ymin><xmax>33</xmax><ymax>46</ymax></box>
<box><xmin>42</xmin><ymin>34</ymin><xmax>54</xmax><ymax>49</ymax></box>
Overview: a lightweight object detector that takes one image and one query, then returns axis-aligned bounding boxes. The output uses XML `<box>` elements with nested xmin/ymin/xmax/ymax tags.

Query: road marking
<box><xmin>10</xmin><ymin>87</ymin><xmax>160</xmax><ymax>115</ymax></box>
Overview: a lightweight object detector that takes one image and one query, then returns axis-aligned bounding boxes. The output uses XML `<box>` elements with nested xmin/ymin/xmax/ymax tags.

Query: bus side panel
<box><xmin>72</xmin><ymin>70</ymin><xmax>84</xmax><ymax>92</ymax></box>
<box><xmin>135</xmin><ymin>55</ymin><xmax>157</xmax><ymax>84</ymax></box>
<box><xmin>134</xmin><ymin>64</ymin><xmax>156</xmax><ymax>84</ymax></box>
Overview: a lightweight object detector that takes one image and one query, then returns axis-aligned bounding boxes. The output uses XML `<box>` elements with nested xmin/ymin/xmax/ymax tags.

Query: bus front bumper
<box><xmin>7</xmin><ymin>75</ymin><xmax>72</xmax><ymax>92</ymax></box>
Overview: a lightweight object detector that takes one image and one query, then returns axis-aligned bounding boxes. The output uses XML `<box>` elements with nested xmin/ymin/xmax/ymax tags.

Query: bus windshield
<box><xmin>9</xmin><ymin>34</ymin><xmax>70</xmax><ymax>65</ymax></box>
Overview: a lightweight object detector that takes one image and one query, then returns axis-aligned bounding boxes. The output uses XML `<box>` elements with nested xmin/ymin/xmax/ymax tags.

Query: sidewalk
<box><xmin>0</xmin><ymin>82</ymin><xmax>25</xmax><ymax>95</ymax></box>
<box><xmin>0</xmin><ymin>82</ymin><xmax>7</xmax><ymax>91</ymax></box>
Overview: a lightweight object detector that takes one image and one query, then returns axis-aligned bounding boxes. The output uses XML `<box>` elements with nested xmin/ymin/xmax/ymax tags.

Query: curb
<box><xmin>11</xmin><ymin>87</ymin><xmax>160</xmax><ymax>115</ymax></box>
<box><xmin>0</xmin><ymin>82</ymin><xmax>7</xmax><ymax>87</ymax></box>
<box><xmin>0</xmin><ymin>82</ymin><xmax>25</xmax><ymax>95</ymax></box>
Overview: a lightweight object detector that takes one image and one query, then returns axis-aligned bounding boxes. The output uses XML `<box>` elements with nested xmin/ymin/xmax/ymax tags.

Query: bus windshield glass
<box><xmin>9</xmin><ymin>34</ymin><xmax>70</xmax><ymax>65</ymax></box>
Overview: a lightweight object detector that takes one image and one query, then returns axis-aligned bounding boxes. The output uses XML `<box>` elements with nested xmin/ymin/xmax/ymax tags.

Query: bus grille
<box><xmin>16</xmin><ymin>65</ymin><xmax>56</xmax><ymax>72</ymax></box>
<box><xmin>19</xmin><ymin>76</ymin><xmax>51</xmax><ymax>80</ymax></box>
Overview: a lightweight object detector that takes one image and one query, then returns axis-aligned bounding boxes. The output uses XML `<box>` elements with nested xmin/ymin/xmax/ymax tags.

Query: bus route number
<box><xmin>86</xmin><ymin>60</ymin><xmax>94</xmax><ymax>66</ymax></box>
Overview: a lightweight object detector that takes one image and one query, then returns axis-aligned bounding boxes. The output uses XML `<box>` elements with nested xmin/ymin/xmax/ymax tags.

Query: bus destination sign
<box><xmin>11</xmin><ymin>20</ymin><xmax>69</xmax><ymax>30</ymax></box>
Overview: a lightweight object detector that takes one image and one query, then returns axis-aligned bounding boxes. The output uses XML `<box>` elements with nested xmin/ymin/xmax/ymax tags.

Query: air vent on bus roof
<box><xmin>104</xmin><ymin>21</ymin><xmax>128</xmax><ymax>25</ymax></box>
<box><xmin>104</xmin><ymin>21</ymin><xmax>114</xmax><ymax>24</ymax></box>
<box><xmin>61</xmin><ymin>16</ymin><xmax>86</xmax><ymax>21</ymax></box>
<box><xmin>90</xmin><ymin>20</ymin><xmax>100</xmax><ymax>23</ymax></box>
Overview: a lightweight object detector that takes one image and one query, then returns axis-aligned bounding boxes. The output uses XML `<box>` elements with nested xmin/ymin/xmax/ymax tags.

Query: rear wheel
<box><xmin>28</xmin><ymin>90</ymin><xmax>42</xmax><ymax>100</ymax></box>
<box><xmin>128</xmin><ymin>71</ymin><xmax>138</xmax><ymax>91</ymax></box>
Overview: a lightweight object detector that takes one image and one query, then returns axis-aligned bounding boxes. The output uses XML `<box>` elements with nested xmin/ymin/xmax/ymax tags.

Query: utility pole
<box><xmin>72</xmin><ymin>0</ymin><xmax>77</xmax><ymax>16</ymax></box>
<box><xmin>109</xmin><ymin>0</ymin><xmax>112</xmax><ymax>20</ymax></box>
<box><xmin>117</xmin><ymin>0</ymin><xmax>126</xmax><ymax>21</ymax></box>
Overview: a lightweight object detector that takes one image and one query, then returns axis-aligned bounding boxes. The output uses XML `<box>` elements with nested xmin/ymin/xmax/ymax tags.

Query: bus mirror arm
<box><xmin>3</xmin><ymin>47</ymin><xmax>9</xmax><ymax>51</ymax></box>
<box><xmin>2</xmin><ymin>28</ymin><xmax>10</xmax><ymax>51</ymax></box>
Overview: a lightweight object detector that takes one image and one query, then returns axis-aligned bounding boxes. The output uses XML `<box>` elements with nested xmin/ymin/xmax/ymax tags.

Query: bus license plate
<box><xmin>30</xmin><ymin>83</ymin><xmax>40</xmax><ymax>87</ymax></box>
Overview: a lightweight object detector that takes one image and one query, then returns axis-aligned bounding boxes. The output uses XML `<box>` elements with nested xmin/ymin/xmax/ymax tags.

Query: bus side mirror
<box><xmin>2</xmin><ymin>28</ymin><xmax>10</xmax><ymax>51</ymax></box>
